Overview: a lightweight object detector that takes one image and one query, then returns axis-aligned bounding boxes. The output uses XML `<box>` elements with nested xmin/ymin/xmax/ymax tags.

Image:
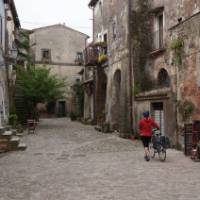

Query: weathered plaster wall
<box><xmin>171</xmin><ymin>13</ymin><xmax>200</xmax><ymax>122</ymax></box>
<box><xmin>131</xmin><ymin>0</ymin><xmax>200</xmax><ymax>143</ymax></box>
<box><xmin>30</xmin><ymin>24</ymin><xmax>87</xmax><ymax>64</ymax></box>
<box><xmin>0</xmin><ymin>0</ymin><xmax>6</xmax><ymax>51</ymax></box>
<box><xmin>30</xmin><ymin>24</ymin><xmax>87</xmax><ymax>95</ymax></box>
<box><xmin>31</xmin><ymin>25</ymin><xmax>87</xmax><ymax>116</ymax></box>
<box><xmin>93</xmin><ymin>0</ymin><xmax>131</xmax><ymax>133</ymax></box>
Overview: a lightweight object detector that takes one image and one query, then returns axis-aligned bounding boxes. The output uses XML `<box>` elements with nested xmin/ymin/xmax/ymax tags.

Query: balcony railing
<box><xmin>84</xmin><ymin>45</ymin><xmax>99</xmax><ymax>66</ymax></box>
<box><xmin>152</xmin><ymin>29</ymin><xmax>164</xmax><ymax>52</ymax></box>
<box><xmin>84</xmin><ymin>42</ymin><xmax>108</xmax><ymax>66</ymax></box>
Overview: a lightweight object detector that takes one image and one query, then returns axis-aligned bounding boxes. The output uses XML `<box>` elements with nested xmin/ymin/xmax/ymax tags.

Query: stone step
<box><xmin>17</xmin><ymin>143</ymin><xmax>27</xmax><ymax>151</ymax></box>
<box><xmin>11</xmin><ymin>129</ymin><xmax>18</xmax><ymax>135</ymax></box>
<box><xmin>5</xmin><ymin>126</ymin><xmax>12</xmax><ymax>131</ymax></box>
<box><xmin>10</xmin><ymin>136</ymin><xmax>20</xmax><ymax>143</ymax></box>
<box><xmin>0</xmin><ymin>138</ymin><xmax>9</xmax><ymax>152</ymax></box>
<box><xmin>0</xmin><ymin>131</ymin><xmax>13</xmax><ymax>140</ymax></box>
<box><xmin>9</xmin><ymin>136</ymin><xmax>20</xmax><ymax>150</ymax></box>
<box><xmin>0</xmin><ymin>127</ymin><xmax>6</xmax><ymax>135</ymax></box>
<box><xmin>16</xmin><ymin>133</ymin><xmax>24</xmax><ymax>137</ymax></box>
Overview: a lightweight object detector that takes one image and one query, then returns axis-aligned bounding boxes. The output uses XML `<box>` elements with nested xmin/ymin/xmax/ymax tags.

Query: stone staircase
<box><xmin>0</xmin><ymin>127</ymin><xmax>27</xmax><ymax>153</ymax></box>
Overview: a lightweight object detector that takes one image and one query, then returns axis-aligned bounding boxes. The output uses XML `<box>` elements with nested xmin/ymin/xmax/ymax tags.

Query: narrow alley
<box><xmin>0</xmin><ymin>118</ymin><xmax>200</xmax><ymax>200</ymax></box>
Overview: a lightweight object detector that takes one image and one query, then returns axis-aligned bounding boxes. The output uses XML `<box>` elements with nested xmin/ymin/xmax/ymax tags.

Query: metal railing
<box><xmin>84</xmin><ymin>46</ymin><xmax>99</xmax><ymax>66</ymax></box>
<box><xmin>84</xmin><ymin>42</ymin><xmax>108</xmax><ymax>66</ymax></box>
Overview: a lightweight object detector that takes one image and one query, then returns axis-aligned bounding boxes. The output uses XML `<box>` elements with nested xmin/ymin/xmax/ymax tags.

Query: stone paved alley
<box><xmin>0</xmin><ymin>118</ymin><xmax>200</xmax><ymax>200</ymax></box>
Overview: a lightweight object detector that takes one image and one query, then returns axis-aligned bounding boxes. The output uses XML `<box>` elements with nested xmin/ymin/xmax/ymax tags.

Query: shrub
<box><xmin>70</xmin><ymin>112</ymin><xmax>77</xmax><ymax>121</ymax></box>
<box><xmin>8</xmin><ymin>114</ymin><xmax>18</xmax><ymax>127</ymax></box>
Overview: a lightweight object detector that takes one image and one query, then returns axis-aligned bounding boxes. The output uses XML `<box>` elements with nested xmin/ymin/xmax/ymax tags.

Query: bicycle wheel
<box><xmin>158</xmin><ymin>147</ymin><xmax>166</xmax><ymax>161</ymax></box>
<box><xmin>149</xmin><ymin>142</ymin><xmax>155</xmax><ymax>158</ymax></box>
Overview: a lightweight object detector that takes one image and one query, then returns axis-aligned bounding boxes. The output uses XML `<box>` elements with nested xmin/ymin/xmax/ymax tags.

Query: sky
<box><xmin>14</xmin><ymin>0</ymin><xmax>92</xmax><ymax>37</ymax></box>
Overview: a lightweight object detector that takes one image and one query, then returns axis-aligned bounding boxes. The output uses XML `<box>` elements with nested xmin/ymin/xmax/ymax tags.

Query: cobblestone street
<box><xmin>0</xmin><ymin>118</ymin><xmax>200</xmax><ymax>200</ymax></box>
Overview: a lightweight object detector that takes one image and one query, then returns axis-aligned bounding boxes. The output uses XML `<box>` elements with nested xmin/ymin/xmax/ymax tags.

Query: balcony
<box><xmin>150</xmin><ymin>30</ymin><xmax>165</xmax><ymax>55</ymax></box>
<box><xmin>84</xmin><ymin>42</ymin><xmax>108</xmax><ymax>66</ymax></box>
<box><xmin>84</xmin><ymin>45</ymin><xmax>98</xmax><ymax>66</ymax></box>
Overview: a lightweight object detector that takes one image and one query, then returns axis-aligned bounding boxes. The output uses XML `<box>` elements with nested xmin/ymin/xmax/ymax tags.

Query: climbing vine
<box><xmin>170</xmin><ymin>37</ymin><xmax>184</xmax><ymax>66</ymax></box>
<box><xmin>178</xmin><ymin>100</ymin><xmax>194</xmax><ymax>121</ymax></box>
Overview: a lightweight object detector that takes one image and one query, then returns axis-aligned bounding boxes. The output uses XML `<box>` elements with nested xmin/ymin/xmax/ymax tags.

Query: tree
<box><xmin>71</xmin><ymin>80</ymin><xmax>84</xmax><ymax>118</ymax></box>
<box><xmin>16</xmin><ymin>65</ymin><xmax>66</xmax><ymax>119</ymax></box>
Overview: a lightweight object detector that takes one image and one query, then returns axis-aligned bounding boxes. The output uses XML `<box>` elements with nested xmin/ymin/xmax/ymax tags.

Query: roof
<box><xmin>4</xmin><ymin>0</ymin><xmax>20</xmax><ymax>28</ymax></box>
<box><xmin>88</xmin><ymin>0</ymin><xmax>99</xmax><ymax>7</ymax></box>
<box><xmin>169</xmin><ymin>11</ymin><xmax>200</xmax><ymax>31</ymax></box>
<box><xmin>32</xmin><ymin>24</ymin><xmax>89</xmax><ymax>38</ymax></box>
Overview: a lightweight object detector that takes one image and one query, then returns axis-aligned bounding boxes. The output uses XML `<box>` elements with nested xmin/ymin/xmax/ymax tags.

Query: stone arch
<box><xmin>111</xmin><ymin>69</ymin><xmax>122</xmax><ymax>130</ymax></box>
<box><xmin>96</xmin><ymin>69</ymin><xmax>107</xmax><ymax>124</ymax></box>
<box><xmin>158</xmin><ymin>68</ymin><xmax>170</xmax><ymax>87</ymax></box>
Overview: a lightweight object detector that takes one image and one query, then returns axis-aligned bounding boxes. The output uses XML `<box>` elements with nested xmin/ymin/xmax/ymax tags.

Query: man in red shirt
<box><xmin>139</xmin><ymin>111</ymin><xmax>160</xmax><ymax>161</ymax></box>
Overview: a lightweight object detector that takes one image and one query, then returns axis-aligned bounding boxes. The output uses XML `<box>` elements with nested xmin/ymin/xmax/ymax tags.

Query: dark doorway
<box><xmin>96</xmin><ymin>70</ymin><xmax>107</xmax><ymax>125</ymax></box>
<box><xmin>57</xmin><ymin>101</ymin><xmax>66</xmax><ymax>117</ymax></box>
<box><xmin>151</xmin><ymin>102</ymin><xmax>165</xmax><ymax>135</ymax></box>
<box><xmin>47</xmin><ymin>101</ymin><xmax>56</xmax><ymax>115</ymax></box>
<box><xmin>111</xmin><ymin>70</ymin><xmax>122</xmax><ymax>131</ymax></box>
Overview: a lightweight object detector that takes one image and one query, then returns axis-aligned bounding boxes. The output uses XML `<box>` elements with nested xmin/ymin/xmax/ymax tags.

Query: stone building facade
<box><xmin>0</xmin><ymin>0</ymin><xmax>7</xmax><ymax>127</ymax></box>
<box><xmin>85</xmin><ymin>0</ymin><xmax>132</xmax><ymax>136</ymax></box>
<box><xmin>30</xmin><ymin>24</ymin><xmax>88</xmax><ymax>117</ymax></box>
<box><xmin>86</xmin><ymin>0</ymin><xmax>200</xmax><ymax>144</ymax></box>
<box><xmin>0</xmin><ymin>0</ymin><xmax>20</xmax><ymax>126</ymax></box>
<box><xmin>133</xmin><ymin>0</ymin><xmax>200</xmax><ymax>145</ymax></box>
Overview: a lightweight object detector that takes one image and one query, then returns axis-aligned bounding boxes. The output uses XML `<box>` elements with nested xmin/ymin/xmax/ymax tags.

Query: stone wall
<box><xmin>30</xmin><ymin>24</ymin><xmax>88</xmax><ymax>117</ymax></box>
<box><xmin>130</xmin><ymin>0</ymin><xmax>200</xmax><ymax>144</ymax></box>
<box><xmin>92</xmin><ymin>0</ymin><xmax>132</xmax><ymax>135</ymax></box>
<box><xmin>170</xmin><ymin>13</ymin><xmax>200</xmax><ymax>123</ymax></box>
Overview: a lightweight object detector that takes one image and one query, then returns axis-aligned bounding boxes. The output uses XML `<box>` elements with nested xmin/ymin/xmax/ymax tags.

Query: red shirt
<box><xmin>139</xmin><ymin>118</ymin><xmax>160</xmax><ymax>137</ymax></box>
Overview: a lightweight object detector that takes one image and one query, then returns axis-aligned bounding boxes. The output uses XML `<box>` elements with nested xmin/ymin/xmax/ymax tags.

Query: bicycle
<box><xmin>149</xmin><ymin>130</ymin><xmax>166</xmax><ymax>162</ymax></box>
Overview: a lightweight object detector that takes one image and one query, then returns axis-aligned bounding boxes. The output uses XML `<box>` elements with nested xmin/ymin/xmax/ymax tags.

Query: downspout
<box><xmin>128</xmin><ymin>0</ymin><xmax>134</xmax><ymax>136</ymax></box>
<box><xmin>4</xmin><ymin>7</ymin><xmax>10</xmax><ymax>114</ymax></box>
<box><xmin>89</xmin><ymin>5</ymin><xmax>96</xmax><ymax>123</ymax></box>
<box><xmin>92</xmin><ymin>7</ymin><xmax>96</xmax><ymax>123</ymax></box>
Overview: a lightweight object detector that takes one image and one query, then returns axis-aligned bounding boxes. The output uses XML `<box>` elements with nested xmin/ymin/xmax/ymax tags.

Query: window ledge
<box><xmin>149</xmin><ymin>48</ymin><xmax>166</xmax><ymax>57</ymax></box>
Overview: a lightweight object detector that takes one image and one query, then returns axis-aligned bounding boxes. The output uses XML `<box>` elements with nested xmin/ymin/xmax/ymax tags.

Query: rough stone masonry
<box><xmin>0</xmin><ymin>118</ymin><xmax>200</xmax><ymax>200</ymax></box>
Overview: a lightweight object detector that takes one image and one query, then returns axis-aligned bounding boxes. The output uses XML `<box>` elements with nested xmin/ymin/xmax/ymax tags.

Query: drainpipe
<box><xmin>92</xmin><ymin>7</ymin><xmax>97</xmax><ymax>123</ymax></box>
<box><xmin>128</xmin><ymin>0</ymin><xmax>134</xmax><ymax>136</ymax></box>
<box><xmin>89</xmin><ymin>6</ymin><xmax>96</xmax><ymax>123</ymax></box>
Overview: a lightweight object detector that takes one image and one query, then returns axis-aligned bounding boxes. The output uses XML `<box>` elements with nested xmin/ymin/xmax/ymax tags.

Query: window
<box><xmin>103</xmin><ymin>33</ymin><xmax>108</xmax><ymax>55</ymax></box>
<box><xmin>153</xmin><ymin>11</ymin><xmax>164</xmax><ymax>51</ymax></box>
<box><xmin>112</xmin><ymin>21</ymin><xmax>117</xmax><ymax>40</ymax></box>
<box><xmin>41</xmin><ymin>49</ymin><xmax>51</xmax><ymax>61</ymax></box>
<box><xmin>158</xmin><ymin>68</ymin><xmax>170</xmax><ymax>87</ymax></box>
<box><xmin>0</xmin><ymin>16</ymin><xmax>2</xmax><ymax>46</ymax></box>
<box><xmin>76</xmin><ymin>52</ymin><xmax>83</xmax><ymax>60</ymax></box>
<box><xmin>158</xmin><ymin>14</ymin><xmax>164</xmax><ymax>48</ymax></box>
<box><xmin>76</xmin><ymin>78</ymin><xmax>80</xmax><ymax>82</ymax></box>
<box><xmin>75</xmin><ymin>52</ymin><xmax>83</xmax><ymax>64</ymax></box>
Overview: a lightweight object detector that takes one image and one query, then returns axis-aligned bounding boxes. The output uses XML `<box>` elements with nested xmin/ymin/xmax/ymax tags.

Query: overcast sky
<box><xmin>14</xmin><ymin>0</ymin><xmax>92</xmax><ymax>37</ymax></box>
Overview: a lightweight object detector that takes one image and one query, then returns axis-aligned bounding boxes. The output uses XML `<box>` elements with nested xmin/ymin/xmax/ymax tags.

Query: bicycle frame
<box><xmin>150</xmin><ymin>131</ymin><xmax>166</xmax><ymax>161</ymax></box>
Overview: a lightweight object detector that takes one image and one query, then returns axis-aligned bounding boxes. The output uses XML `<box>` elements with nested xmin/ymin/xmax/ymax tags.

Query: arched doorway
<box><xmin>96</xmin><ymin>69</ymin><xmax>107</xmax><ymax>125</ymax></box>
<box><xmin>111</xmin><ymin>69</ymin><xmax>121</xmax><ymax>130</ymax></box>
<box><xmin>158</xmin><ymin>68</ymin><xmax>170</xmax><ymax>88</ymax></box>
